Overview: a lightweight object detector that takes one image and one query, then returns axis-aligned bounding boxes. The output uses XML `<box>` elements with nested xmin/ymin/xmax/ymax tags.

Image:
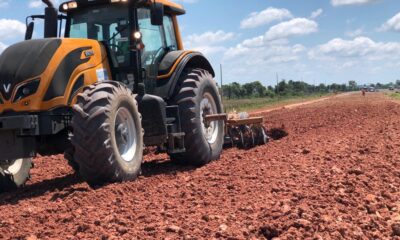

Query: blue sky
<box><xmin>1</xmin><ymin>0</ymin><xmax>400</xmax><ymax>86</ymax></box>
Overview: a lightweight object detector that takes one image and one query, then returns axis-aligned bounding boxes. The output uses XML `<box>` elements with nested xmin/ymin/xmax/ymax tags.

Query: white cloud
<box><xmin>185</xmin><ymin>30</ymin><xmax>235</xmax><ymax>46</ymax></box>
<box><xmin>310</xmin><ymin>9</ymin><xmax>323</xmax><ymax>19</ymax></box>
<box><xmin>0</xmin><ymin>42</ymin><xmax>7</xmax><ymax>53</ymax></box>
<box><xmin>265</xmin><ymin>18</ymin><xmax>318</xmax><ymax>41</ymax></box>
<box><xmin>184</xmin><ymin>30</ymin><xmax>235</xmax><ymax>57</ymax></box>
<box><xmin>380</xmin><ymin>12</ymin><xmax>400</xmax><ymax>32</ymax></box>
<box><xmin>331</xmin><ymin>0</ymin><xmax>378</xmax><ymax>6</ymax></box>
<box><xmin>309</xmin><ymin>37</ymin><xmax>400</xmax><ymax>60</ymax></box>
<box><xmin>222</xmin><ymin>38</ymin><xmax>308</xmax><ymax>84</ymax></box>
<box><xmin>345</xmin><ymin>28</ymin><xmax>364</xmax><ymax>37</ymax></box>
<box><xmin>29</xmin><ymin>0</ymin><xmax>43</xmax><ymax>8</ymax></box>
<box><xmin>241</xmin><ymin>36</ymin><xmax>265</xmax><ymax>48</ymax></box>
<box><xmin>0</xmin><ymin>19</ymin><xmax>26</xmax><ymax>41</ymax></box>
<box><xmin>224</xmin><ymin>35</ymin><xmax>306</xmax><ymax>64</ymax></box>
<box><xmin>240</xmin><ymin>7</ymin><xmax>293</xmax><ymax>29</ymax></box>
<box><xmin>29</xmin><ymin>0</ymin><xmax>60</xmax><ymax>8</ymax></box>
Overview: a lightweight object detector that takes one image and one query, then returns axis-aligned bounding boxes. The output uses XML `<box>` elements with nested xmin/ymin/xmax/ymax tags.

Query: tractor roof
<box><xmin>157</xmin><ymin>0</ymin><xmax>185</xmax><ymax>15</ymax></box>
<box><xmin>59</xmin><ymin>0</ymin><xmax>185</xmax><ymax>15</ymax></box>
<box><xmin>157</xmin><ymin>0</ymin><xmax>184</xmax><ymax>13</ymax></box>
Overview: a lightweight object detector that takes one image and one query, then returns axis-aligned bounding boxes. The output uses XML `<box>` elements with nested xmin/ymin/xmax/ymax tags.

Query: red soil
<box><xmin>1</xmin><ymin>92</ymin><xmax>400</xmax><ymax>239</ymax></box>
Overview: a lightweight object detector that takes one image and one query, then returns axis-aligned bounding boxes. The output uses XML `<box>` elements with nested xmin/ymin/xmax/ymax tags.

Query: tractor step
<box><xmin>167</xmin><ymin>132</ymin><xmax>186</xmax><ymax>154</ymax></box>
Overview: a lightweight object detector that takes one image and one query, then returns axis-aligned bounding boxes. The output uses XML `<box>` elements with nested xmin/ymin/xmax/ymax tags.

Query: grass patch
<box><xmin>388</xmin><ymin>92</ymin><xmax>400</xmax><ymax>100</ymax></box>
<box><xmin>223</xmin><ymin>94</ymin><xmax>331</xmax><ymax>112</ymax></box>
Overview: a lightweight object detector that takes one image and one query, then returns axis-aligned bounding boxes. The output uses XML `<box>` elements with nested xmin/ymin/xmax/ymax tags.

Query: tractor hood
<box><xmin>0</xmin><ymin>39</ymin><xmax>61</xmax><ymax>100</ymax></box>
<box><xmin>0</xmin><ymin>38</ymin><xmax>110</xmax><ymax>113</ymax></box>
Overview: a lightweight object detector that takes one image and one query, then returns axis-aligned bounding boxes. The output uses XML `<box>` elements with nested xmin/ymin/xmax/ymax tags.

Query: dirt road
<box><xmin>1</xmin><ymin>92</ymin><xmax>400</xmax><ymax>239</ymax></box>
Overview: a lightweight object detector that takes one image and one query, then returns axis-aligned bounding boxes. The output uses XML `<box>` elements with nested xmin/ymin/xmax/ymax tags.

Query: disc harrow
<box><xmin>204</xmin><ymin>112</ymin><xmax>269</xmax><ymax>149</ymax></box>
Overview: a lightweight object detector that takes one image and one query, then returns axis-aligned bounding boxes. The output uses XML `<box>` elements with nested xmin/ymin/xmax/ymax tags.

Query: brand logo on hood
<box><xmin>2</xmin><ymin>83</ymin><xmax>11</xmax><ymax>94</ymax></box>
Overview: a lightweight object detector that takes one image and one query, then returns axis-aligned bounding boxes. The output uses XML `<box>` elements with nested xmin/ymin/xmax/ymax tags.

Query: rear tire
<box><xmin>64</xmin><ymin>147</ymin><xmax>79</xmax><ymax>172</ymax></box>
<box><xmin>170</xmin><ymin>68</ymin><xmax>224</xmax><ymax>166</ymax></box>
<box><xmin>0</xmin><ymin>158</ymin><xmax>32</xmax><ymax>192</ymax></box>
<box><xmin>71</xmin><ymin>81</ymin><xmax>143</xmax><ymax>186</ymax></box>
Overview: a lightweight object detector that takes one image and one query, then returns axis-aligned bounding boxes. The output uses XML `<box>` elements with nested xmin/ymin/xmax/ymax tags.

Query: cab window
<box><xmin>163</xmin><ymin>16</ymin><xmax>177</xmax><ymax>50</ymax></box>
<box><xmin>138</xmin><ymin>8</ymin><xmax>165</xmax><ymax>67</ymax></box>
<box><xmin>69</xmin><ymin>5</ymin><xmax>130</xmax><ymax>67</ymax></box>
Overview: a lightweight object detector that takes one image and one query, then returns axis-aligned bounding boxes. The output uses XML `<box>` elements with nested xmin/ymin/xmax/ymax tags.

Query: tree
<box><xmin>277</xmin><ymin>80</ymin><xmax>288</xmax><ymax>95</ymax></box>
<box><xmin>348</xmin><ymin>80</ymin><xmax>357</xmax><ymax>90</ymax></box>
<box><xmin>230</xmin><ymin>82</ymin><xmax>242</xmax><ymax>99</ymax></box>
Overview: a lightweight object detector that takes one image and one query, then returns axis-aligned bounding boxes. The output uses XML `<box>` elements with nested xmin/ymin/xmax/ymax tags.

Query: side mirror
<box><xmin>25</xmin><ymin>22</ymin><xmax>35</xmax><ymax>40</ymax></box>
<box><xmin>151</xmin><ymin>2</ymin><xmax>164</xmax><ymax>26</ymax></box>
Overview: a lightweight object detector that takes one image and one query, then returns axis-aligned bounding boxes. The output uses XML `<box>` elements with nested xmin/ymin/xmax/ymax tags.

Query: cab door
<box><xmin>137</xmin><ymin>8</ymin><xmax>178</xmax><ymax>94</ymax></box>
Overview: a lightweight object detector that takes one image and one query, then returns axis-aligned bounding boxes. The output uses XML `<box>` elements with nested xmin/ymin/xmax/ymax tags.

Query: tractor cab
<box><xmin>26</xmin><ymin>0</ymin><xmax>185</xmax><ymax>95</ymax></box>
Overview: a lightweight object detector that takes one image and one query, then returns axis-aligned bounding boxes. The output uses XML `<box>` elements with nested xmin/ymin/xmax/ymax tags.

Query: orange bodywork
<box><xmin>0</xmin><ymin>39</ymin><xmax>111</xmax><ymax>113</ymax></box>
<box><xmin>156</xmin><ymin>0</ymin><xmax>184</xmax><ymax>10</ymax></box>
<box><xmin>0</xmin><ymin>0</ymin><xmax>187</xmax><ymax>113</ymax></box>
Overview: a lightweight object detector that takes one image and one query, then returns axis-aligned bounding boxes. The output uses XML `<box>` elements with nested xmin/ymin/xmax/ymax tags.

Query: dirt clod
<box><xmin>260</xmin><ymin>225</ymin><xmax>279</xmax><ymax>240</ymax></box>
<box><xmin>392</xmin><ymin>223</ymin><xmax>400</xmax><ymax>236</ymax></box>
<box><xmin>166</xmin><ymin>225</ymin><xmax>181</xmax><ymax>233</ymax></box>
<box><xmin>348</xmin><ymin>168</ymin><xmax>364</xmax><ymax>175</ymax></box>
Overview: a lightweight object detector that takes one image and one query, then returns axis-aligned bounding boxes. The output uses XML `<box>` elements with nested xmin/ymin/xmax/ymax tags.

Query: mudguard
<box><xmin>155</xmin><ymin>51</ymin><xmax>215</xmax><ymax>100</ymax></box>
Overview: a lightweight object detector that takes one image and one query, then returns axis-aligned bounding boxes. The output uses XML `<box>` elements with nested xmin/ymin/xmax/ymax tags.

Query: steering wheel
<box><xmin>150</xmin><ymin>46</ymin><xmax>166</xmax><ymax>66</ymax></box>
<box><xmin>108</xmin><ymin>43</ymin><xmax>124</xmax><ymax>55</ymax></box>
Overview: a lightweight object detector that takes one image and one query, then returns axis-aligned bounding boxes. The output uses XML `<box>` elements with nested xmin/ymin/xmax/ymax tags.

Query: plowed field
<box><xmin>1</xmin><ymin>92</ymin><xmax>400</xmax><ymax>240</ymax></box>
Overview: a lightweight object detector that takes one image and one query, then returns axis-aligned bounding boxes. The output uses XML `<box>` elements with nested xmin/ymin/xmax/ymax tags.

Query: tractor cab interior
<box><xmin>67</xmin><ymin>5</ymin><xmax>131</xmax><ymax>68</ymax></box>
<box><xmin>62</xmin><ymin>1</ymin><xmax>181</xmax><ymax>94</ymax></box>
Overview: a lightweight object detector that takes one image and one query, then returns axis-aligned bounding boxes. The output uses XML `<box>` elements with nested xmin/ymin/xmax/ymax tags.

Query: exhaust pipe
<box><xmin>42</xmin><ymin>0</ymin><xmax>58</xmax><ymax>38</ymax></box>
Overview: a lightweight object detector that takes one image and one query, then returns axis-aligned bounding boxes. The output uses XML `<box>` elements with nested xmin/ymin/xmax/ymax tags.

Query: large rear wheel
<box><xmin>71</xmin><ymin>82</ymin><xmax>143</xmax><ymax>186</ymax></box>
<box><xmin>170</xmin><ymin>68</ymin><xmax>224</xmax><ymax>166</ymax></box>
<box><xmin>0</xmin><ymin>158</ymin><xmax>32</xmax><ymax>192</ymax></box>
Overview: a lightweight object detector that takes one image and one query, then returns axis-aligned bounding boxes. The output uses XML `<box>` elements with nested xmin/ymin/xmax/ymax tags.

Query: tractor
<box><xmin>0</xmin><ymin>0</ymin><xmax>226</xmax><ymax>190</ymax></box>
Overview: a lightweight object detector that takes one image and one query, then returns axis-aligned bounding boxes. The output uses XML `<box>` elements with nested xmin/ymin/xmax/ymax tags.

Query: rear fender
<box><xmin>154</xmin><ymin>51</ymin><xmax>215</xmax><ymax>100</ymax></box>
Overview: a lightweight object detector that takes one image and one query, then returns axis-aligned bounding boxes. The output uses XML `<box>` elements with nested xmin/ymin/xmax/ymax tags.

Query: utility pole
<box><xmin>220</xmin><ymin>64</ymin><xmax>223</xmax><ymax>91</ymax></box>
<box><xmin>276</xmin><ymin>72</ymin><xmax>280</xmax><ymax>100</ymax></box>
<box><xmin>313</xmin><ymin>79</ymin><xmax>316</xmax><ymax>93</ymax></box>
<box><xmin>220</xmin><ymin>64</ymin><xmax>223</xmax><ymax>106</ymax></box>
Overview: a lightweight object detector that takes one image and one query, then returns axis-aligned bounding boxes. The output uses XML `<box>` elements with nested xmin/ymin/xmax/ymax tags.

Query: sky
<box><xmin>1</xmin><ymin>0</ymin><xmax>400</xmax><ymax>87</ymax></box>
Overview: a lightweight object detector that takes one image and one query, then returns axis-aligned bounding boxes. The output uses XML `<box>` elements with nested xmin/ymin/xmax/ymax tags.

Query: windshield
<box><xmin>68</xmin><ymin>5</ymin><xmax>130</xmax><ymax>67</ymax></box>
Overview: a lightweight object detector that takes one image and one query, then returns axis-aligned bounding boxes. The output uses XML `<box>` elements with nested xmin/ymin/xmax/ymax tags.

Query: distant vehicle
<box><xmin>389</xmin><ymin>87</ymin><xmax>395</xmax><ymax>91</ymax></box>
<box><xmin>368</xmin><ymin>87</ymin><xmax>376</xmax><ymax>92</ymax></box>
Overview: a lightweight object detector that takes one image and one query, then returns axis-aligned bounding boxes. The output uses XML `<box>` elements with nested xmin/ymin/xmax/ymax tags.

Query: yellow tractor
<box><xmin>0</xmin><ymin>0</ymin><xmax>225</xmax><ymax>190</ymax></box>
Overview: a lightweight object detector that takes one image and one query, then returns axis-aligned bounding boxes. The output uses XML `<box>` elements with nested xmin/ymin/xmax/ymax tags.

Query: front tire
<box><xmin>0</xmin><ymin>158</ymin><xmax>32</xmax><ymax>192</ymax></box>
<box><xmin>170</xmin><ymin>69</ymin><xmax>224</xmax><ymax>166</ymax></box>
<box><xmin>71</xmin><ymin>82</ymin><xmax>143</xmax><ymax>186</ymax></box>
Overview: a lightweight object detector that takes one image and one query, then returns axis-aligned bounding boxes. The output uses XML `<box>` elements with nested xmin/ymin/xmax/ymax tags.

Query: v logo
<box><xmin>3</xmin><ymin>84</ymin><xmax>11</xmax><ymax>93</ymax></box>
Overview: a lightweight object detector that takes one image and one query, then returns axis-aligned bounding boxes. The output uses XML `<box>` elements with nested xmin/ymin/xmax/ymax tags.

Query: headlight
<box><xmin>13</xmin><ymin>79</ymin><xmax>40</xmax><ymax>103</ymax></box>
<box><xmin>61</xmin><ymin>1</ymin><xmax>78</xmax><ymax>12</ymax></box>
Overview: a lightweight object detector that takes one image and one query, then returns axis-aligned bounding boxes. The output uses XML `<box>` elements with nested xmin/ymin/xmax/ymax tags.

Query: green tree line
<box><xmin>221</xmin><ymin>79</ymin><xmax>399</xmax><ymax>99</ymax></box>
<box><xmin>222</xmin><ymin>80</ymin><xmax>348</xmax><ymax>99</ymax></box>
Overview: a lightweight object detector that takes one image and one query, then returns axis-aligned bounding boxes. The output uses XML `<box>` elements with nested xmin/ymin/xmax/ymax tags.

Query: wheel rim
<box><xmin>200</xmin><ymin>92</ymin><xmax>219</xmax><ymax>144</ymax></box>
<box><xmin>1</xmin><ymin>158</ymin><xmax>24</xmax><ymax>175</ymax></box>
<box><xmin>114</xmin><ymin>107</ymin><xmax>137</xmax><ymax>162</ymax></box>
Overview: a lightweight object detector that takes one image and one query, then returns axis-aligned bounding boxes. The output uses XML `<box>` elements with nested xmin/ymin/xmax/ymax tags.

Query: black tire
<box><xmin>0</xmin><ymin>158</ymin><xmax>32</xmax><ymax>192</ymax></box>
<box><xmin>170</xmin><ymin>68</ymin><xmax>224</xmax><ymax>166</ymax></box>
<box><xmin>71</xmin><ymin>81</ymin><xmax>143</xmax><ymax>186</ymax></box>
<box><xmin>64</xmin><ymin>147</ymin><xmax>79</xmax><ymax>172</ymax></box>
